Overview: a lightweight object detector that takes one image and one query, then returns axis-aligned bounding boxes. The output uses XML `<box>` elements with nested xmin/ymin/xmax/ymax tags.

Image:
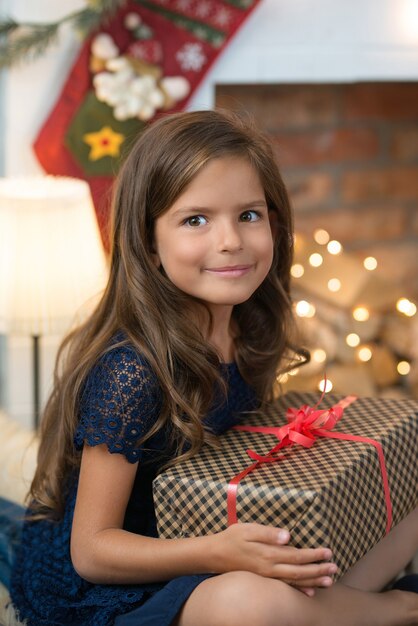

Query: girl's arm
<box><xmin>71</xmin><ymin>443</ymin><xmax>337</xmax><ymax>589</ymax></box>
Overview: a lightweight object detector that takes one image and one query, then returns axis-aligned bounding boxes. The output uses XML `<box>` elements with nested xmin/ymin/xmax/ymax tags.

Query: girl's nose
<box><xmin>217</xmin><ymin>222</ymin><xmax>243</xmax><ymax>252</ymax></box>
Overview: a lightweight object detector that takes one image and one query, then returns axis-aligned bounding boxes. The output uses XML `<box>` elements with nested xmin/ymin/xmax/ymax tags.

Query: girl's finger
<box><xmin>299</xmin><ymin>587</ymin><xmax>316</xmax><ymax>597</ymax></box>
<box><xmin>281</xmin><ymin>545</ymin><xmax>333</xmax><ymax>564</ymax></box>
<box><xmin>243</xmin><ymin>526</ymin><xmax>333</xmax><ymax>566</ymax></box>
<box><xmin>269</xmin><ymin>545</ymin><xmax>333</xmax><ymax>565</ymax></box>
<box><xmin>243</xmin><ymin>523</ymin><xmax>290</xmax><ymax>545</ymax></box>
<box><xmin>273</xmin><ymin>561</ymin><xmax>337</xmax><ymax>581</ymax></box>
<box><xmin>284</xmin><ymin>575</ymin><xmax>335</xmax><ymax>588</ymax></box>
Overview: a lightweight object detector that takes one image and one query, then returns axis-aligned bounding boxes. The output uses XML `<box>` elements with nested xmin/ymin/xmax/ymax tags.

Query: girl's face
<box><xmin>153</xmin><ymin>156</ymin><xmax>274</xmax><ymax>314</ymax></box>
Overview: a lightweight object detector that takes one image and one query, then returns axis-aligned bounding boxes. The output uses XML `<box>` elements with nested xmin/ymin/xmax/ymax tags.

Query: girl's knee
<box><xmin>211</xmin><ymin>571</ymin><xmax>306</xmax><ymax>626</ymax></box>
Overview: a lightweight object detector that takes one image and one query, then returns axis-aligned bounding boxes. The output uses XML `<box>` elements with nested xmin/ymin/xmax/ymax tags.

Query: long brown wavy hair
<box><xmin>30</xmin><ymin>109</ymin><xmax>308</xmax><ymax>519</ymax></box>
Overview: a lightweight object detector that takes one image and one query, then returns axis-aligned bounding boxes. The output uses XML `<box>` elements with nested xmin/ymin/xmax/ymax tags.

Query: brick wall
<box><xmin>216</xmin><ymin>83</ymin><xmax>418</xmax><ymax>299</ymax></box>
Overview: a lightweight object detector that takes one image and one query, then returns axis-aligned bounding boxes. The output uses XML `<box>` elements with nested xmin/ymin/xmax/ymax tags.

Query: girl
<box><xmin>10</xmin><ymin>110</ymin><xmax>418</xmax><ymax>626</ymax></box>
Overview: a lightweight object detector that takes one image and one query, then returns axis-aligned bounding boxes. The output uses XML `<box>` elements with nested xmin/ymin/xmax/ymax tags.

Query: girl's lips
<box><xmin>204</xmin><ymin>265</ymin><xmax>253</xmax><ymax>277</ymax></box>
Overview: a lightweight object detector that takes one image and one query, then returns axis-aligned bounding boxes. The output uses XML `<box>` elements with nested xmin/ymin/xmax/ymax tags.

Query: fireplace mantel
<box><xmin>188</xmin><ymin>0</ymin><xmax>418</xmax><ymax>110</ymax></box>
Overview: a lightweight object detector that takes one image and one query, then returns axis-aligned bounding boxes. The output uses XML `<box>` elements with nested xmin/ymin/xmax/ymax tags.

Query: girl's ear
<box><xmin>268</xmin><ymin>209</ymin><xmax>279</xmax><ymax>240</ymax></box>
<box><xmin>150</xmin><ymin>249</ymin><xmax>161</xmax><ymax>268</ymax></box>
<box><xmin>150</xmin><ymin>238</ymin><xmax>161</xmax><ymax>268</ymax></box>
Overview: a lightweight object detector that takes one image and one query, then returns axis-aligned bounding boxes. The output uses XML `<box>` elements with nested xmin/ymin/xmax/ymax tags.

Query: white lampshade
<box><xmin>0</xmin><ymin>176</ymin><xmax>109</xmax><ymax>336</ymax></box>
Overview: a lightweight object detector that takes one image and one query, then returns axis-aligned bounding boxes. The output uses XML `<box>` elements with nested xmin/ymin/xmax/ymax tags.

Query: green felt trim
<box><xmin>135</xmin><ymin>0</ymin><xmax>226</xmax><ymax>46</ymax></box>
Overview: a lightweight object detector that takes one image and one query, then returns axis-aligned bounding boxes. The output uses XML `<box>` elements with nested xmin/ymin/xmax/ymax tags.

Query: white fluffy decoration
<box><xmin>0</xmin><ymin>411</ymin><xmax>38</xmax><ymax>506</ymax></box>
<box><xmin>0</xmin><ymin>582</ymin><xmax>26</xmax><ymax>626</ymax></box>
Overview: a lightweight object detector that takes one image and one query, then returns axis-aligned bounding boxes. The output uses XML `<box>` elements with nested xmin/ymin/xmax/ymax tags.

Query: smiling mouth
<box><xmin>204</xmin><ymin>265</ymin><xmax>253</xmax><ymax>277</ymax></box>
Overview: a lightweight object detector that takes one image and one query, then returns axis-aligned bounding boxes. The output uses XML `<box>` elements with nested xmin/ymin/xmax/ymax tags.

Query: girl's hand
<box><xmin>210</xmin><ymin>523</ymin><xmax>337</xmax><ymax>594</ymax></box>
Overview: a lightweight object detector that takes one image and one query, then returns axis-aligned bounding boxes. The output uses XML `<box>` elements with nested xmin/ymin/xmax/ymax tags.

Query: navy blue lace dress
<box><xmin>10</xmin><ymin>343</ymin><xmax>258</xmax><ymax>626</ymax></box>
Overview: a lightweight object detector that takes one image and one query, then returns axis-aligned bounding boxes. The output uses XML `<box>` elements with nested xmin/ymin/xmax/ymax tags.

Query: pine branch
<box><xmin>73</xmin><ymin>0</ymin><xmax>127</xmax><ymax>36</ymax></box>
<box><xmin>0</xmin><ymin>0</ymin><xmax>127</xmax><ymax>69</ymax></box>
<box><xmin>0</xmin><ymin>18</ymin><xmax>18</xmax><ymax>36</ymax></box>
<box><xmin>0</xmin><ymin>23</ymin><xmax>60</xmax><ymax>69</ymax></box>
<box><xmin>70</xmin><ymin>7</ymin><xmax>108</xmax><ymax>38</ymax></box>
<box><xmin>87</xmin><ymin>0</ymin><xmax>127</xmax><ymax>14</ymax></box>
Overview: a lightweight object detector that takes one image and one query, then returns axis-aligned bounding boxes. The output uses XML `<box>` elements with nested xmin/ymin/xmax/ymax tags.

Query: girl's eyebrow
<box><xmin>172</xmin><ymin>200</ymin><xmax>268</xmax><ymax>217</ymax></box>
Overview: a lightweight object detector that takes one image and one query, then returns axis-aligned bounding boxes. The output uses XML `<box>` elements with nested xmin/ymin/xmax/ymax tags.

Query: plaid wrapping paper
<box><xmin>153</xmin><ymin>392</ymin><xmax>418</xmax><ymax>578</ymax></box>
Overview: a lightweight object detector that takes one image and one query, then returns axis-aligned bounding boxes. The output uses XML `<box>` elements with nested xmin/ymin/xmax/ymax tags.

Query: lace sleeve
<box><xmin>74</xmin><ymin>345</ymin><xmax>162</xmax><ymax>463</ymax></box>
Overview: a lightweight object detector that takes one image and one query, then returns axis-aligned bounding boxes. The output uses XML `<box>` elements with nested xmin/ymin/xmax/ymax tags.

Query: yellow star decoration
<box><xmin>83</xmin><ymin>126</ymin><xmax>125</xmax><ymax>161</ymax></box>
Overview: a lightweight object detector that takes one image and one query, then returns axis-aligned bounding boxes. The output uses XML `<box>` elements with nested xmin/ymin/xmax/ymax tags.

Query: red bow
<box><xmin>234</xmin><ymin>394</ymin><xmax>355</xmax><ymax>463</ymax></box>
<box><xmin>227</xmin><ymin>394</ymin><xmax>393</xmax><ymax>534</ymax></box>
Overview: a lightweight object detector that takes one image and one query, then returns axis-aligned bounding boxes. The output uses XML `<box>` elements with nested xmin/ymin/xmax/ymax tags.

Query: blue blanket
<box><xmin>0</xmin><ymin>497</ymin><xmax>24</xmax><ymax>588</ymax></box>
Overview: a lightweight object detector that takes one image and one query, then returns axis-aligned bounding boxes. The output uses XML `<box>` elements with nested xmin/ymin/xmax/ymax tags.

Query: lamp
<box><xmin>0</xmin><ymin>176</ymin><xmax>109</xmax><ymax>428</ymax></box>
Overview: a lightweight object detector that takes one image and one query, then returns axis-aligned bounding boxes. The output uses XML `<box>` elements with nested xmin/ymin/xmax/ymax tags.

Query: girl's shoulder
<box><xmin>90</xmin><ymin>333</ymin><xmax>159</xmax><ymax>391</ymax></box>
<box><xmin>75</xmin><ymin>335</ymin><xmax>163</xmax><ymax>462</ymax></box>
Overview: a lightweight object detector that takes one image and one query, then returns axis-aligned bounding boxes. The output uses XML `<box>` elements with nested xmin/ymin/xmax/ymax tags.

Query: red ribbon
<box><xmin>227</xmin><ymin>395</ymin><xmax>393</xmax><ymax>535</ymax></box>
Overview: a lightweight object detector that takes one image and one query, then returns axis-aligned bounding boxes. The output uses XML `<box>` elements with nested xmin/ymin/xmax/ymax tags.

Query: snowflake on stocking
<box><xmin>214</xmin><ymin>6</ymin><xmax>232</xmax><ymax>28</ymax></box>
<box><xmin>195</xmin><ymin>1</ymin><xmax>212</xmax><ymax>19</ymax></box>
<box><xmin>176</xmin><ymin>42</ymin><xmax>207</xmax><ymax>72</ymax></box>
<box><xmin>176</xmin><ymin>0</ymin><xmax>193</xmax><ymax>10</ymax></box>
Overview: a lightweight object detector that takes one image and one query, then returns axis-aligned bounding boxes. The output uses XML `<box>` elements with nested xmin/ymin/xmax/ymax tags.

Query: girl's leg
<box><xmin>175</xmin><ymin>571</ymin><xmax>418</xmax><ymax>626</ymax></box>
<box><xmin>176</xmin><ymin>507</ymin><xmax>418</xmax><ymax>626</ymax></box>
<box><xmin>342</xmin><ymin>506</ymin><xmax>418</xmax><ymax>592</ymax></box>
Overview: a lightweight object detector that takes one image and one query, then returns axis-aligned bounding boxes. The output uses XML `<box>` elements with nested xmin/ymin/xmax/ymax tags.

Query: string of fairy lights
<box><xmin>283</xmin><ymin>228</ymin><xmax>417</xmax><ymax>394</ymax></box>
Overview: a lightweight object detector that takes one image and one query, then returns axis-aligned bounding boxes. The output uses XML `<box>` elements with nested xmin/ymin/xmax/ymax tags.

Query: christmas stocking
<box><xmin>33</xmin><ymin>0</ymin><xmax>262</xmax><ymax>247</ymax></box>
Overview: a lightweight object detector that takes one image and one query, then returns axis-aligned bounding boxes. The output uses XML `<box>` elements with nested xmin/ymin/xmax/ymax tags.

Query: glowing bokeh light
<box><xmin>353</xmin><ymin>306</ymin><xmax>370</xmax><ymax>321</ymax></box>
<box><xmin>318</xmin><ymin>378</ymin><xmax>333</xmax><ymax>392</ymax></box>
<box><xmin>357</xmin><ymin>346</ymin><xmax>372</xmax><ymax>362</ymax></box>
<box><xmin>291</xmin><ymin>263</ymin><xmax>305</xmax><ymax>278</ymax></box>
<box><xmin>295</xmin><ymin>300</ymin><xmax>316</xmax><ymax>318</ymax></box>
<box><xmin>328</xmin><ymin>278</ymin><xmax>341</xmax><ymax>292</ymax></box>
<box><xmin>313</xmin><ymin>228</ymin><xmax>330</xmax><ymax>245</ymax></box>
<box><xmin>363</xmin><ymin>256</ymin><xmax>378</xmax><ymax>271</ymax></box>
<box><xmin>309</xmin><ymin>253</ymin><xmax>323</xmax><ymax>267</ymax></box>
<box><xmin>396</xmin><ymin>298</ymin><xmax>417</xmax><ymax>317</ymax></box>
<box><xmin>327</xmin><ymin>240</ymin><xmax>343</xmax><ymax>255</ymax></box>
<box><xmin>312</xmin><ymin>349</ymin><xmax>327</xmax><ymax>363</ymax></box>
<box><xmin>346</xmin><ymin>333</ymin><xmax>360</xmax><ymax>347</ymax></box>
<box><xmin>397</xmin><ymin>361</ymin><xmax>411</xmax><ymax>376</ymax></box>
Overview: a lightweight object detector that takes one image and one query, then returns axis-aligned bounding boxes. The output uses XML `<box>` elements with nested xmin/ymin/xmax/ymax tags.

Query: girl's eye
<box><xmin>240</xmin><ymin>210</ymin><xmax>260</xmax><ymax>222</ymax></box>
<box><xmin>184</xmin><ymin>215</ymin><xmax>208</xmax><ymax>227</ymax></box>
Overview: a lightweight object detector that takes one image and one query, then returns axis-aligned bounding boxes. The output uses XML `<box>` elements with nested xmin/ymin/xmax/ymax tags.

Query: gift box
<box><xmin>153</xmin><ymin>392</ymin><xmax>418</xmax><ymax>578</ymax></box>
